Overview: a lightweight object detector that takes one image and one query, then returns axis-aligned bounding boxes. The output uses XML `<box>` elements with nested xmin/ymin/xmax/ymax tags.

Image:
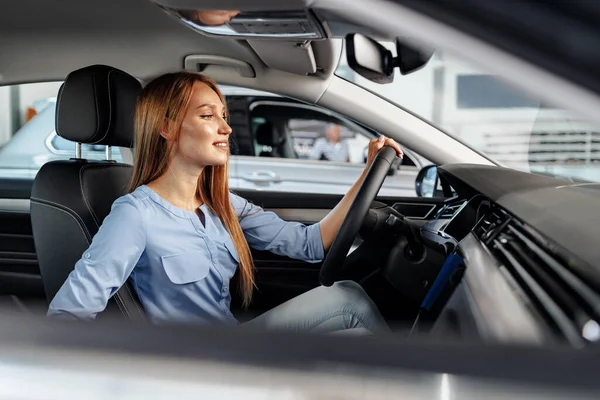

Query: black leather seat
<box><xmin>256</xmin><ymin>121</ymin><xmax>284</xmax><ymax>157</ymax></box>
<box><xmin>30</xmin><ymin>65</ymin><xmax>146</xmax><ymax>321</ymax></box>
<box><xmin>255</xmin><ymin>121</ymin><xmax>297</xmax><ymax>158</ymax></box>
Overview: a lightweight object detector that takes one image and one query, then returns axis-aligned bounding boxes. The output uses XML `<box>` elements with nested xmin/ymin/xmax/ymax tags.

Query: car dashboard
<box><xmin>417</xmin><ymin>164</ymin><xmax>600</xmax><ymax>348</ymax></box>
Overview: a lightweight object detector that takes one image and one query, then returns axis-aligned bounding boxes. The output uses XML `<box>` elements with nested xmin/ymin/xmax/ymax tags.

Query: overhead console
<box><xmin>147</xmin><ymin>0</ymin><xmax>391</xmax><ymax>40</ymax></box>
<box><xmin>146</xmin><ymin>0</ymin><xmax>431</xmax><ymax>76</ymax></box>
<box><xmin>161</xmin><ymin>8</ymin><xmax>325</xmax><ymax>40</ymax></box>
<box><xmin>148</xmin><ymin>1</ymin><xmax>330</xmax><ymax>75</ymax></box>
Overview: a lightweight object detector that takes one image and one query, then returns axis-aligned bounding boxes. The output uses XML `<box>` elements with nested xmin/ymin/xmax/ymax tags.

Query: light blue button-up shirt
<box><xmin>47</xmin><ymin>185</ymin><xmax>325</xmax><ymax>325</ymax></box>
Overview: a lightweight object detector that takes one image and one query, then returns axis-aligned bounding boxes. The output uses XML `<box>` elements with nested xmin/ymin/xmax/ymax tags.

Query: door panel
<box><xmin>0</xmin><ymin>178</ymin><xmax>35</xmax><ymax>199</ymax></box>
<box><xmin>0</xmin><ymin>178</ymin><xmax>43</xmax><ymax>299</ymax></box>
<box><xmin>0</xmin><ymin>211</ymin><xmax>43</xmax><ymax>298</ymax></box>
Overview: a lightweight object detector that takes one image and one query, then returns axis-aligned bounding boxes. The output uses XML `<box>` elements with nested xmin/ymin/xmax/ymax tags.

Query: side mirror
<box><xmin>415</xmin><ymin>165</ymin><xmax>442</xmax><ymax>197</ymax></box>
<box><xmin>345</xmin><ymin>33</ymin><xmax>434</xmax><ymax>84</ymax></box>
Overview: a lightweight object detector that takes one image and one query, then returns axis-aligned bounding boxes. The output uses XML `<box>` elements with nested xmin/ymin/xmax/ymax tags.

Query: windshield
<box><xmin>336</xmin><ymin>42</ymin><xmax>600</xmax><ymax>183</ymax></box>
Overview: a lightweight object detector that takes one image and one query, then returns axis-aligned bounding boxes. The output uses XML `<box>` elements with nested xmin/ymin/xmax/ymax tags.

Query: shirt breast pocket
<box><xmin>161</xmin><ymin>249</ymin><xmax>211</xmax><ymax>285</ymax></box>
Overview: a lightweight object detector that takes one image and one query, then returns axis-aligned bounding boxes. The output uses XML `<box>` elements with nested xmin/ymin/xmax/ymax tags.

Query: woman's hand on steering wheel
<box><xmin>365</xmin><ymin>135</ymin><xmax>403</xmax><ymax>167</ymax></box>
<box><xmin>319</xmin><ymin>139</ymin><xmax>401</xmax><ymax>286</ymax></box>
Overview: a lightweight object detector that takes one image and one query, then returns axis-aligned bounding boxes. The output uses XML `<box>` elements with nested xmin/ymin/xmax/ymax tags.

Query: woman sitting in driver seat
<box><xmin>47</xmin><ymin>72</ymin><xmax>402</xmax><ymax>334</ymax></box>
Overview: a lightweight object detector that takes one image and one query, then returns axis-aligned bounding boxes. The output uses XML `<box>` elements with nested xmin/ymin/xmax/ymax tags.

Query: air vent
<box><xmin>437</xmin><ymin>201</ymin><xmax>465</xmax><ymax>219</ymax></box>
<box><xmin>484</xmin><ymin>216</ymin><xmax>600</xmax><ymax>347</ymax></box>
<box><xmin>473</xmin><ymin>207</ymin><xmax>510</xmax><ymax>243</ymax></box>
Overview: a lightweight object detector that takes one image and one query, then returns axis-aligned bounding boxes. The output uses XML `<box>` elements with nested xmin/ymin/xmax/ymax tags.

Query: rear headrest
<box><xmin>256</xmin><ymin>121</ymin><xmax>284</xmax><ymax>146</ymax></box>
<box><xmin>56</xmin><ymin>65</ymin><xmax>142</xmax><ymax>148</ymax></box>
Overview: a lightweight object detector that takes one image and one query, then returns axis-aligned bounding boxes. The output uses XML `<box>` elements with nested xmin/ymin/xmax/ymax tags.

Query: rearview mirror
<box><xmin>396</xmin><ymin>39</ymin><xmax>435</xmax><ymax>75</ymax></box>
<box><xmin>415</xmin><ymin>165</ymin><xmax>441</xmax><ymax>197</ymax></box>
<box><xmin>346</xmin><ymin>34</ymin><xmax>395</xmax><ymax>84</ymax></box>
<box><xmin>345</xmin><ymin>33</ymin><xmax>434</xmax><ymax>84</ymax></box>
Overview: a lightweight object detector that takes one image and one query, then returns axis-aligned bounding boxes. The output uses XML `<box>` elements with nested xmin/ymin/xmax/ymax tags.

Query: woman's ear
<box><xmin>159</xmin><ymin>119</ymin><xmax>174</xmax><ymax>141</ymax></box>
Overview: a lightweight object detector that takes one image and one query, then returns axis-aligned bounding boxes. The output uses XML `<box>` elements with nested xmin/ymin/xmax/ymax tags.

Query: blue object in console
<box><xmin>420</xmin><ymin>253</ymin><xmax>464</xmax><ymax>311</ymax></box>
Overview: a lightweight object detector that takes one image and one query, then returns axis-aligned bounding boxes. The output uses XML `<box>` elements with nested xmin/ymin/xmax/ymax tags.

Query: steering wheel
<box><xmin>319</xmin><ymin>146</ymin><xmax>398</xmax><ymax>286</ymax></box>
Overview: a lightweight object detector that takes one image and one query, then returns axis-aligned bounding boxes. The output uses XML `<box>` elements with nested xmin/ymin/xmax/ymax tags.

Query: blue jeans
<box><xmin>244</xmin><ymin>281</ymin><xmax>389</xmax><ymax>334</ymax></box>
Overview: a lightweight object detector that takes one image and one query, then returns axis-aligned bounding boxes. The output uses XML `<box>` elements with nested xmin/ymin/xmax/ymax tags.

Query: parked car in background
<box><xmin>0</xmin><ymin>86</ymin><xmax>429</xmax><ymax>196</ymax></box>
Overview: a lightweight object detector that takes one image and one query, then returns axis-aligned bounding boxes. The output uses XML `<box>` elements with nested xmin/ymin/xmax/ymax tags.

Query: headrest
<box><xmin>255</xmin><ymin>121</ymin><xmax>284</xmax><ymax>146</ymax></box>
<box><xmin>56</xmin><ymin>65</ymin><xmax>142</xmax><ymax>148</ymax></box>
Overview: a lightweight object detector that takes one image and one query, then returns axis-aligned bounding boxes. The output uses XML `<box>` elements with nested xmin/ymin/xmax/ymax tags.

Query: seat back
<box><xmin>30</xmin><ymin>65</ymin><xmax>146</xmax><ymax>321</ymax></box>
<box><xmin>255</xmin><ymin>121</ymin><xmax>298</xmax><ymax>158</ymax></box>
<box><xmin>256</xmin><ymin>121</ymin><xmax>283</xmax><ymax>157</ymax></box>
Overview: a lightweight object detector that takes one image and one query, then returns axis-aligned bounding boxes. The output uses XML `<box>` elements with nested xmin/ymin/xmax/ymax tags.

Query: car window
<box><xmin>226</xmin><ymin>93</ymin><xmax>424</xmax><ymax>198</ymax></box>
<box><xmin>249</xmin><ymin>103</ymin><xmax>373</xmax><ymax>164</ymax></box>
<box><xmin>286</xmin><ymin>118</ymin><xmax>368</xmax><ymax>163</ymax></box>
<box><xmin>0</xmin><ymin>81</ymin><xmax>123</xmax><ymax>181</ymax></box>
<box><xmin>48</xmin><ymin>132</ymin><xmax>108</xmax><ymax>154</ymax></box>
<box><xmin>247</xmin><ymin>102</ymin><xmax>421</xmax><ymax>165</ymax></box>
<box><xmin>49</xmin><ymin>134</ymin><xmax>75</xmax><ymax>152</ymax></box>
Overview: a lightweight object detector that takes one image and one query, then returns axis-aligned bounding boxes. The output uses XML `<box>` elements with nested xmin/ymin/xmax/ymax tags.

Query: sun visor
<box><xmin>248</xmin><ymin>40</ymin><xmax>317</xmax><ymax>75</ymax></box>
<box><xmin>183</xmin><ymin>55</ymin><xmax>256</xmax><ymax>78</ymax></box>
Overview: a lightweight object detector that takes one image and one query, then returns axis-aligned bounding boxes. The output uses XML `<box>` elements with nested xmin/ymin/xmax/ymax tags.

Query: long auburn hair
<box><xmin>128</xmin><ymin>71</ymin><xmax>255</xmax><ymax>307</ymax></box>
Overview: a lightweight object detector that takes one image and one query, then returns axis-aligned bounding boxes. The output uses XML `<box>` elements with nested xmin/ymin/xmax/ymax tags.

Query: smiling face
<box><xmin>167</xmin><ymin>81</ymin><xmax>232</xmax><ymax>168</ymax></box>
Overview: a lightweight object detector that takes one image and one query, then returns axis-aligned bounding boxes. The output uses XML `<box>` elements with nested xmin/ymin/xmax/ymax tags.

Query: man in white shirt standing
<box><xmin>309</xmin><ymin>123</ymin><xmax>350</xmax><ymax>162</ymax></box>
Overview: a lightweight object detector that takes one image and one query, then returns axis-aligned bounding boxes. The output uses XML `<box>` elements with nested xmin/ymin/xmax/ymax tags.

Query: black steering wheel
<box><xmin>319</xmin><ymin>146</ymin><xmax>398</xmax><ymax>286</ymax></box>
